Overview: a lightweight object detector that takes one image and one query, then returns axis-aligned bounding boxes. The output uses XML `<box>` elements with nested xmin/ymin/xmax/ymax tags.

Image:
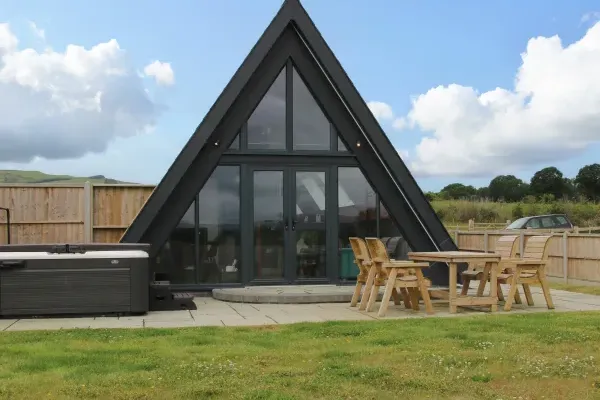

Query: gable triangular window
<box><xmin>292</xmin><ymin>67</ymin><xmax>330</xmax><ymax>151</ymax></box>
<box><xmin>229</xmin><ymin>133</ymin><xmax>240</xmax><ymax>150</ymax></box>
<box><xmin>247</xmin><ymin>67</ymin><xmax>286</xmax><ymax>150</ymax></box>
<box><xmin>337</xmin><ymin>135</ymin><xmax>348</xmax><ymax>152</ymax></box>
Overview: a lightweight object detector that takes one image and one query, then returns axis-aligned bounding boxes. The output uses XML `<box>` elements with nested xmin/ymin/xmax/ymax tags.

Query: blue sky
<box><xmin>1</xmin><ymin>0</ymin><xmax>600</xmax><ymax>191</ymax></box>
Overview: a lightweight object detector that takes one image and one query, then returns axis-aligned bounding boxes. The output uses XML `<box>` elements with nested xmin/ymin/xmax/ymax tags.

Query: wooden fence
<box><xmin>2</xmin><ymin>184</ymin><xmax>599</xmax><ymax>285</ymax></box>
<box><xmin>0</xmin><ymin>183</ymin><xmax>154</xmax><ymax>244</ymax></box>
<box><xmin>455</xmin><ymin>230</ymin><xmax>600</xmax><ymax>285</ymax></box>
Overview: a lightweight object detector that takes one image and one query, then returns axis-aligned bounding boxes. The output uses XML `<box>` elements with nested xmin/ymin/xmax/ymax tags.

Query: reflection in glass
<box><xmin>253</xmin><ymin>170</ymin><xmax>285</xmax><ymax>279</ymax></box>
<box><xmin>338</xmin><ymin>167</ymin><xmax>377</xmax><ymax>278</ymax></box>
<box><xmin>197</xmin><ymin>166</ymin><xmax>241</xmax><ymax>284</ymax></box>
<box><xmin>293</xmin><ymin>68</ymin><xmax>330</xmax><ymax>151</ymax></box>
<box><xmin>338</xmin><ymin>167</ymin><xmax>377</xmax><ymax>245</ymax></box>
<box><xmin>379</xmin><ymin>202</ymin><xmax>411</xmax><ymax>260</ymax></box>
<box><xmin>296</xmin><ymin>230</ymin><xmax>326</xmax><ymax>278</ymax></box>
<box><xmin>295</xmin><ymin>171</ymin><xmax>327</xmax><ymax>278</ymax></box>
<box><xmin>295</xmin><ymin>171</ymin><xmax>326</xmax><ymax>223</ymax></box>
<box><xmin>247</xmin><ymin>68</ymin><xmax>286</xmax><ymax>150</ymax></box>
<box><xmin>156</xmin><ymin>202</ymin><xmax>197</xmax><ymax>285</ymax></box>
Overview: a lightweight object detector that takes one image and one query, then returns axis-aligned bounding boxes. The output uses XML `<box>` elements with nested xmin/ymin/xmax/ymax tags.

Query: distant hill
<box><xmin>0</xmin><ymin>170</ymin><xmax>129</xmax><ymax>184</ymax></box>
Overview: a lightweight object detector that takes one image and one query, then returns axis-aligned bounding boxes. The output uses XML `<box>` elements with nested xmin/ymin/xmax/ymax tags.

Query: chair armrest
<box><xmin>501</xmin><ymin>258</ymin><xmax>547</xmax><ymax>265</ymax></box>
<box><xmin>383</xmin><ymin>261</ymin><xmax>429</xmax><ymax>269</ymax></box>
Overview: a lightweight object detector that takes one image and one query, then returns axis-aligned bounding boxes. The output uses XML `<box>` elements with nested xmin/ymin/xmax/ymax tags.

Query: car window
<box><xmin>506</xmin><ymin>217</ymin><xmax>529</xmax><ymax>229</ymax></box>
<box><xmin>540</xmin><ymin>217</ymin><xmax>555</xmax><ymax>228</ymax></box>
<box><xmin>554</xmin><ymin>215</ymin><xmax>569</xmax><ymax>225</ymax></box>
<box><xmin>526</xmin><ymin>218</ymin><xmax>541</xmax><ymax>229</ymax></box>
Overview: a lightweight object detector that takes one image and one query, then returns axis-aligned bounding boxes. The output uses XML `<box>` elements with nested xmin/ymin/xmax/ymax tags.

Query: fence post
<box><xmin>519</xmin><ymin>231</ymin><xmax>525</xmax><ymax>258</ymax></box>
<box><xmin>562</xmin><ymin>231</ymin><xmax>568</xmax><ymax>284</ymax></box>
<box><xmin>483</xmin><ymin>231</ymin><xmax>489</xmax><ymax>252</ymax></box>
<box><xmin>468</xmin><ymin>219</ymin><xmax>474</xmax><ymax>231</ymax></box>
<box><xmin>453</xmin><ymin>229</ymin><xmax>458</xmax><ymax>245</ymax></box>
<box><xmin>83</xmin><ymin>181</ymin><xmax>92</xmax><ymax>243</ymax></box>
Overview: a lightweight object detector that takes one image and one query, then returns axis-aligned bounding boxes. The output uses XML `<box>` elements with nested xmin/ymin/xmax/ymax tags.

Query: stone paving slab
<box><xmin>1</xmin><ymin>285</ymin><xmax>599</xmax><ymax>331</ymax></box>
<box><xmin>213</xmin><ymin>285</ymin><xmax>384</xmax><ymax>304</ymax></box>
<box><xmin>0</xmin><ymin>319</ymin><xmax>17</xmax><ymax>331</ymax></box>
<box><xmin>7</xmin><ymin>318</ymin><xmax>95</xmax><ymax>331</ymax></box>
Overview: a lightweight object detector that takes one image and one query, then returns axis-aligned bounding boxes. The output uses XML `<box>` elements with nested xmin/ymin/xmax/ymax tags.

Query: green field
<box><xmin>0</xmin><ymin>170</ymin><xmax>125</xmax><ymax>185</ymax></box>
<box><xmin>0</xmin><ymin>312</ymin><xmax>599</xmax><ymax>399</ymax></box>
<box><xmin>432</xmin><ymin>199</ymin><xmax>600</xmax><ymax>227</ymax></box>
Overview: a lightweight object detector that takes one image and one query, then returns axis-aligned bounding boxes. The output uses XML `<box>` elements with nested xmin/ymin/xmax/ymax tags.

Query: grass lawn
<box><xmin>1</xmin><ymin>312</ymin><xmax>600</xmax><ymax>399</ymax></box>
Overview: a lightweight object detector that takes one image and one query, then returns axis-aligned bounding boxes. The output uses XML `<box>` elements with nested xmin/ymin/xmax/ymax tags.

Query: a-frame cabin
<box><xmin>121</xmin><ymin>0</ymin><xmax>458</xmax><ymax>290</ymax></box>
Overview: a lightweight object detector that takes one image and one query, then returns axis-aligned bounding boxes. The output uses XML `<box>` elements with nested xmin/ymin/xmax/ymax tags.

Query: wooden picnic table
<box><xmin>407</xmin><ymin>251</ymin><xmax>502</xmax><ymax>313</ymax></box>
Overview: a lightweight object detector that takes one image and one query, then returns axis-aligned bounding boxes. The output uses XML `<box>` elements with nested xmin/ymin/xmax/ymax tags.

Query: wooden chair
<box><xmin>364</xmin><ymin>237</ymin><xmax>433</xmax><ymax>316</ymax></box>
<box><xmin>501</xmin><ymin>235</ymin><xmax>555</xmax><ymax>311</ymax></box>
<box><xmin>348</xmin><ymin>237</ymin><xmax>373</xmax><ymax>307</ymax></box>
<box><xmin>349</xmin><ymin>237</ymin><xmax>407</xmax><ymax>311</ymax></box>
<box><xmin>461</xmin><ymin>235</ymin><xmax>522</xmax><ymax>304</ymax></box>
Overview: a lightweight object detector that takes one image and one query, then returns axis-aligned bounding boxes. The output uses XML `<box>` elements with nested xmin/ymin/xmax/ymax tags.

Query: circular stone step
<box><xmin>212</xmin><ymin>285</ymin><xmax>385</xmax><ymax>304</ymax></box>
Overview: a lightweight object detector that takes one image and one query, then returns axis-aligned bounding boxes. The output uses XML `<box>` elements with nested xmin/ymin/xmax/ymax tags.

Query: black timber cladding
<box><xmin>120</xmin><ymin>0</ymin><xmax>458</xmax><ymax>285</ymax></box>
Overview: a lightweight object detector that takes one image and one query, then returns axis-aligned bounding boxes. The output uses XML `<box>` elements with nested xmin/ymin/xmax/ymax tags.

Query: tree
<box><xmin>440</xmin><ymin>183</ymin><xmax>477</xmax><ymax>200</ymax></box>
<box><xmin>530</xmin><ymin>166</ymin><xmax>567</xmax><ymax>200</ymax></box>
<box><xmin>488</xmin><ymin>175</ymin><xmax>529</xmax><ymax>202</ymax></box>
<box><xmin>476</xmin><ymin>186</ymin><xmax>490</xmax><ymax>199</ymax></box>
<box><xmin>574</xmin><ymin>163</ymin><xmax>600</xmax><ymax>200</ymax></box>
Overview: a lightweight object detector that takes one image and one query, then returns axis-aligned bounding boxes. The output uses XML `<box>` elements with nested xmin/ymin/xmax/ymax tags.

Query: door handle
<box><xmin>291</xmin><ymin>220</ymin><xmax>296</xmax><ymax>231</ymax></box>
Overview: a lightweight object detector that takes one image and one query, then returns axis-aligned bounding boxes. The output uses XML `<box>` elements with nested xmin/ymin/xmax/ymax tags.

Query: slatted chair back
<box><xmin>523</xmin><ymin>235</ymin><xmax>552</xmax><ymax>260</ymax></box>
<box><xmin>349</xmin><ymin>237</ymin><xmax>371</xmax><ymax>279</ymax></box>
<box><xmin>364</xmin><ymin>237</ymin><xmax>409</xmax><ymax>281</ymax></box>
<box><xmin>494</xmin><ymin>235</ymin><xmax>519</xmax><ymax>258</ymax></box>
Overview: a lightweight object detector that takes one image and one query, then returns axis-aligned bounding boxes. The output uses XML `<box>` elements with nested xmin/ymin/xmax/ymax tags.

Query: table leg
<box><xmin>489</xmin><ymin>262</ymin><xmax>498</xmax><ymax>312</ymax></box>
<box><xmin>476</xmin><ymin>263</ymin><xmax>491</xmax><ymax>296</ymax></box>
<box><xmin>415</xmin><ymin>268</ymin><xmax>434</xmax><ymax>314</ymax></box>
<box><xmin>449</xmin><ymin>262</ymin><xmax>458</xmax><ymax>313</ymax></box>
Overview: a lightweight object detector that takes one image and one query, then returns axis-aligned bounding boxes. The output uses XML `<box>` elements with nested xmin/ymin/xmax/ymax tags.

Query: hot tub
<box><xmin>0</xmin><ymin>243</ymin><xmax>150</xmax><ymax>317</ymax></box>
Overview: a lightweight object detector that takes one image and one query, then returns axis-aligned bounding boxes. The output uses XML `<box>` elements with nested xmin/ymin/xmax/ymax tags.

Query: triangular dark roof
<box><xmin>121</xmin><ymin>0</ymin><xmax>457</xmax><ymax>284</ymax></box>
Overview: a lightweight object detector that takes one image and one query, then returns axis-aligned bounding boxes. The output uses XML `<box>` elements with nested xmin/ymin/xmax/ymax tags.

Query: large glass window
<box><xmin>338</xmin><ymin>167</ymin><xmax>377</xmax><ymax>248</ymax></box>
<box><xmin>292</xmin><ymin>68</ymin><xmax>330</xmax><ymax>151</ymax></box>
<box><xmin>253</xmin><ymin>170</ymin><xmax>285</xmax><ymax>279</ymax></box>
<box><xmin>338</xmin><ymin>167</ymin><xmax>410</xmax><ymax>278</ymax></box>
<box><xmin>247</xmin><ymin>67</ymin><xmax>286</xmax><ymax>150</ymax></box>
<box><xmin>197</xmin><ymin>166</ymin><xmax>241</xmax><ymax>284</ymax></box>
<box><xmin>155</xmin><ymin>166</ymin><xmax>241</xmax><ymax>285</ymax></box>
<box><xmin>156</xmin><ymin>203</ymin><xmax>196</xmax><ymax>285</ymax></box>
<box><xmin>379</xmin><ymin>202</ymin><xmax>411</xmax><ymax>260</ymax></box>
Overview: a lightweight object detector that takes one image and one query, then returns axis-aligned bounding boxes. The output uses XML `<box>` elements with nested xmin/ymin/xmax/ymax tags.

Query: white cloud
<box><xmin>581</xmin><ymin>11</ymin><xmax>600</xmax><ymax>24</ymax></box>
<box><xmin>28</xmin><ymin>21</ymin><xmax>45</xmax><ymax>40</ymax></box>
<box><xmin>392</xmin><ymin>117</ymin><xmax>407</xmax><ymax>130</ymax></box>
<box><xmin>394</xmin><ymin>21</ymin><xmax>600</xmax><ymax>177</ymax></box>
<box><xmin>397</xmin><ymin>148</ymin><xmax>409</xmax><ymax>160</ymax></box>
<box><xmin>143</xmin><ymin>60</ymin><xmax>175</xmax><ymax>86</ymax></box>
<box><xmin>0</xmin><ymin>22</ymin><xmax>173</xmax><ymax>163</ymax></box>
<box><xmin>367</xmin><ymin>101</ymin><xmax>394</xmax><ymax>121</ymax></box>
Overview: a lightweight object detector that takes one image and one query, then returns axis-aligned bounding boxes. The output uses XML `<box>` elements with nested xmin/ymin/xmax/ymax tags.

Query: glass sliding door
<box><xmin>248</xmin><ymin>166</ymin><xmax>331</xmax><ymax>283</ymax></box>
<box><xmin>293</xmin><ymin>169</ymin><xmax>327</xmax><ymax>280</ymax></box>
<box><xmin>252</xmin><ymin>169</ymin><xmax>286</xmax><ymax>280</ymax></box>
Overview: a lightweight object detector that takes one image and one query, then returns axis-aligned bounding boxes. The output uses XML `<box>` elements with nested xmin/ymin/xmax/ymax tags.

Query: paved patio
<box><xmin>1</xmin><ymin>285</ymin><xmax>599</xmax><ymax>331</ymax></box>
